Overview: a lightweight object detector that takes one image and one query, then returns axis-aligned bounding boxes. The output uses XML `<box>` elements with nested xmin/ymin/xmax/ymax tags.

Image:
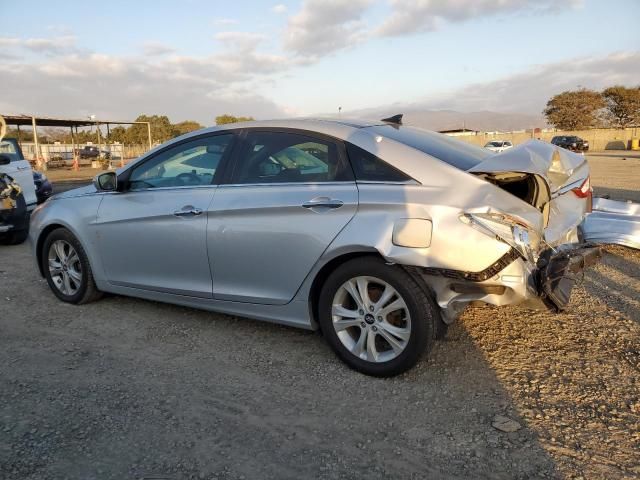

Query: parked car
<box><xmin>75</xmin><ymin>146</ymin><xmax>111</xmax><ymax>159</ymax></box>
<box><xmin>30</xmin><ymin>116</ymin><xmax>599</xmax><ymax>376</ymax></box>
<box><xmin>0</xmin><ymin>138</ymin><xmax>37</xmax><ymax>244</ymax></box>
<box><xmin>484</xmin><ymin>140</ymin><xmax>513</xmax><ymax>153</ymax></box>
<box><xmin>551</xmin><ymin>136</ymin><xmax>589</xmax><ymax>152</ymax></box>
<box><xmin>33</xmin><ymin>171</ymin><xmax>53</xmax><ymax>204</ymax></box>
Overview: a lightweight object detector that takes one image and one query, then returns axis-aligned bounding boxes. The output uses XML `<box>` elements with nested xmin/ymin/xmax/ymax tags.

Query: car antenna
<box><xmin>381</xmin><ymin>114</ymin><xmax>403</xmax><ymax>125</ymax></box>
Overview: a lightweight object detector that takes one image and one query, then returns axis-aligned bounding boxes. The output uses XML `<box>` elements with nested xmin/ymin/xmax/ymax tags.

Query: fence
<box><xmin>18</xmin><ymin>142</ymin><xmax>151</xmax><ymax>168</ymax></box>
<box><xmin>450</xmin><ymin>127</ymin><xmax>640</xmax><ymax>152</ymax></box>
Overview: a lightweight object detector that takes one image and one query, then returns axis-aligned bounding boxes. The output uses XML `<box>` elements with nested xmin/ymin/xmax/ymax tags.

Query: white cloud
<box><xmin>142</xmin><ymin>42</ymin><xmax>175</xmax><ymax>56</ymax></box>
<box><xmin>377</xmin><ymin>0</ymin><xmax>583</xmax><ymax>37</ymax></box>
<box><xmin>0</xmin><ymin>34</ymin><xmax>290</xmax><ymax>123</ymax></box>
<box><xmin>214</xmin><ymin>31</ymin><xmax>266</xmax><ymax>51</ymax></box>
<box><xmin>272</xmin><ymin>4</ymin><xmax>287</xmax><ymax>14</ymax></box>
<box><xmin>283</xmin><ymin>0</ymin><xmax>374</xmax><ymax>58</ymax></box>
<box><xmin>0</xmin><ymin>35</ymin><xmax>78</xmax><ymax>55</ymax></box>
<box><xmin>405</xmin><ymin>52</ymin><xmax>640</xmax><ymax>114</ymax></box>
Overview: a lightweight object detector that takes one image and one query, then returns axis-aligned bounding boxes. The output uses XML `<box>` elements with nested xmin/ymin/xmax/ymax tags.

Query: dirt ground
<box><xmin>1</xmin><ymin>152</ymin><xmax>639</xmax><ymax>480</ymax></box>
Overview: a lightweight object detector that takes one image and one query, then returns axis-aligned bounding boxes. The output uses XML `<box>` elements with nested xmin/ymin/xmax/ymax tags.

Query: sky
<box><xmin>1</xmin><ymin>0</ymin><xmax>639</xmax><ymax>125</ymax></box>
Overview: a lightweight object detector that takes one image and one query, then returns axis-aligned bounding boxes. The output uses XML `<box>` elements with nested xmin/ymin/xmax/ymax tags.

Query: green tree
<box><xmin>602</xmin><ymin>86</ymin><xmax>640</xmax><ymax>127</ymax></box>
<box><xmin>4</xmin><ymin>128</ymin><xmax>34</xmax><ymax>141</ymax></box>
<box><xmin>126</xmin><ymin>114</ymin><xmax>174</xmax><ymax>145</ymax></box>
<box><xmin>108</xmin><ymin>126</ymin><xmax>128</xmax><ymax>143</ymax></box>
<box><xmin>173</xmin><ymin>120</ymin><xmax>204</xmax><ymax>136</ymax></box>
<box><xmin>543</xmin><ymin>89</ymin><xmax>605</xmax><ymax>130</ymax></box>
<box><xmin>215</xmin><ymin>114</ymin><xmax>254</xmax><ymax>125</ymax></box>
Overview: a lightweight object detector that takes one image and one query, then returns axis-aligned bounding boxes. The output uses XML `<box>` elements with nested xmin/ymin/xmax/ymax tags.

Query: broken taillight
<box><xmin>572</xmin><ymin>176</ymin><xmax>590</xmax><ymax>198</ymax></box>
<box><xmin>572</xmin><ymin>176</ymin><xmax>592</xmax><ymax>211</ymax></box>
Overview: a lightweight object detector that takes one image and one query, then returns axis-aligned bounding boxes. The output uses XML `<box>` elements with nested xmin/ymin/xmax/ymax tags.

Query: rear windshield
<box><xmin>368</xmin><ymin>125</ymin><xmax>490</xmax><ymax>171</ymax></box>
<box><xmin>486</xmin><ymin>141</ymin><xmax>503</xmax><ymax>147</ymax></box>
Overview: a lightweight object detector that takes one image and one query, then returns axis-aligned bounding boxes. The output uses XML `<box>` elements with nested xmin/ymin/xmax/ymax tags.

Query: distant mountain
<box><xmin>341</xmin><ymin>107</ymin><xmax>546</xmax><ymax>132</ymax></box>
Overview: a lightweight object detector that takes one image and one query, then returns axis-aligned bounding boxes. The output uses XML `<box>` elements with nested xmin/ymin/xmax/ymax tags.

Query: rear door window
<box><xmin>345</xmin><ymin>143</ymin><xmax>412</xmax><ymax>182</ymax></box>
<box><xmin>231</xmin><ymin>131</ymin><xmax>353</xmax><ymax>184</ymax></box>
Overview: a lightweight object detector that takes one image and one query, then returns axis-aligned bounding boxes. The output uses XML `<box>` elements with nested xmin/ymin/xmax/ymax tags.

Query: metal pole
<box><xmin>96</xmin><ymin>121</ymin><xmax>102</xmax><ymax>152</ymax></box>
<box><xmin>146</xmin><ymin>122</ymin><xmax>152</xmax><ymax>150</ymax></box>
<box><xmin>16</xmin><ymin>125</ymin><xmax>21</xmax><ymax>146</ymax></box>
<box><xmin>70</xmin><ymin>126</ymin><xmax>76</xmax><ymax>169</ymax></box>
<box><xmin>31</xmin><ymin>116</ymin><xmax>44</xmax><ymax>171</ymax></box>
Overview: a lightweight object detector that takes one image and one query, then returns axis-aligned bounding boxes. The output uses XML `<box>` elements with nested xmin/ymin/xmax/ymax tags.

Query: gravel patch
<box><xmin>1</xmin><ymin>242</ymin><xmax>639</xmax><ymax>479</ymax></box>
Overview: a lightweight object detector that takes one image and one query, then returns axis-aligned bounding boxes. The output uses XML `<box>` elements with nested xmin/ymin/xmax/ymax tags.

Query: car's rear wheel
<box><xmin>42</xmin><ymin>228</ymin><xmax>102</xmax><ymax>304</ymax></box>
<box><xmin>318</xmin><ymin>257</ymin><xmax>436</xmax><ymax>377</ymax></box>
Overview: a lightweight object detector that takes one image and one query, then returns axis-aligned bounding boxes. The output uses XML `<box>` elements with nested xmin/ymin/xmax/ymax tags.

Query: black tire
<box><xmin>318</xmin><ymin>256</ymin><xmax>437</xmax><ymax>377</ymax></box>
<box><xmin>41</xmin><ymin>228</ymin><xmax>102</xmax><ymax>304</ymax></box>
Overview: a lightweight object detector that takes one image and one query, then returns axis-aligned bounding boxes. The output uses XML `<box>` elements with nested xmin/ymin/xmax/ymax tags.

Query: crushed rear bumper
<box><xmin>411</xmin><ymin>244</ymin><xmax>601</xmax><ymax>322</ymax></box>
<box><xmin>535</xmin><ymin>245</ymin><xmax>601</xmax><ymax>312</ymax></box>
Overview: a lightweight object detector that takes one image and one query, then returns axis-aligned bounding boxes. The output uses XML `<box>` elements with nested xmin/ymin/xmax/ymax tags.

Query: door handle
<box><xmin>302</xmin><ymin>197</ymin><xmax>344</xmax><ymax>209</ymax></box>
<box><xmin>173</xmin><ymin>206</ymin><xmax>203</xmax><ymax>217</ymax></box>
<box><xmin>17</xmin><ymin>165</ymin><xmax>31</xmax><ymax>170</ymax></box>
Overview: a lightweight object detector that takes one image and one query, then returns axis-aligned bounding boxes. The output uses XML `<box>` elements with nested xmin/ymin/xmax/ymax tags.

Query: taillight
<box><xmin>571</xmin><ymin>176</ymin><xmax>590</xmax><ymax>198</ymax></box>
<box><xmin>572</xmin><ymin>176</ymin><xmax>593</xmax><ymax>211</ymax></box>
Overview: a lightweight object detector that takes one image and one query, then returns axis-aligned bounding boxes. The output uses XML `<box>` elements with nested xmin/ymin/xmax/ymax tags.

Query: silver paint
<box><xmin>30</xmin><ymin>119</ymin><xmax>594</xmax><ymax>329</ymax></box>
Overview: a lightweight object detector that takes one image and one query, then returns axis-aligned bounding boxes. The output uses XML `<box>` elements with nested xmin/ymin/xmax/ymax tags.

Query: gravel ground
<box><xmin>1</xmin><ymin>247</ymin><xmax>639</xmax><ymax>479</ymax></box>
<box><xmin>1</xmin><ymin>154</ymin><xmax>639</xmax><ymax>479</ymax></box>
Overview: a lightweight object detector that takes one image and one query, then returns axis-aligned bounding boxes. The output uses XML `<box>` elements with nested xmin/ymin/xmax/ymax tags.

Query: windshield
<box><xmin>0</xmin><ymin>139</ymin><xmax>22</xmax><ymax>162</ymax></box>
<box><xmin>368</xmin><ymin>125</ymin><xmax>490</xmax><ymax>170</ymax></box>
<box><xmin>485</xmin><ymin>141</ymin><xmax>503</xmax><ymax>147</ymax></box>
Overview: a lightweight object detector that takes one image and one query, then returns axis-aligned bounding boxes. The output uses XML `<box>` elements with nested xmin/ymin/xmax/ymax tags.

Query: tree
<box><xmin>173</xmin><ymin>120</ymin><xmax>204</xmax><ymax>136</ymax></box>
<box><xmin>125</xmin><ymin>114</ymin><xmax>175</xmax><ymax>145</ymax></box>
<box><xmin>602</xmin><ymin>86</ymin><xmax>640</xmax><ymax>127</ymax></box>
<box><xmin>215</xmin><ymin>114</ymin><xmax>254</xmax><ymax>125</ymax></box>
<box><xmin>543</xmin><ymin>89</ymin><xmax>605</xmax><ymax>130</ymax></box>
<box><xmin>108</xmin><ymin>126</ymin><xmax>128</xmax><ymax>143</ymax></box>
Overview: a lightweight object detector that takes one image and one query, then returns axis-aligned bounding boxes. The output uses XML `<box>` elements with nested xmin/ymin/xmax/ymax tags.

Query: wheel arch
<box><xmin>308</xmin><ymin>249</ymin><xmax>386</xmax><ymax>331</ymax></box>
<box><xmin>35</xmin><ymin>223</ymin><xmax>68</xmax><ymax>276</ymax></box>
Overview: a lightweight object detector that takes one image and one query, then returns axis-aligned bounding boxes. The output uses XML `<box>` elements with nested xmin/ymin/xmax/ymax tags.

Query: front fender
<box><xmin>29</xmin><ymin>195</ymin><xmax>105</xmax><ymax>282</ymax></box>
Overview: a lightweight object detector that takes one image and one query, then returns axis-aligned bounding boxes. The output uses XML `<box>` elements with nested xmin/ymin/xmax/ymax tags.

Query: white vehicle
<box><xmin>484</xmin><ymin>140</ymin><xmax>513</xmax><ymax>153</ymax></box>
<box><xmin>0</xmin><ymin>123</ymin><xmax>37</xmax><ymax>244</ymax></box>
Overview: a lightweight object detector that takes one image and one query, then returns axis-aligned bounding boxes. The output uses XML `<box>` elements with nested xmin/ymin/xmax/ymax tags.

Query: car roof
<box><xmin>199</xmin><ymin>118</ymin><xmax>388</xmax><ymax>139</ymax></box>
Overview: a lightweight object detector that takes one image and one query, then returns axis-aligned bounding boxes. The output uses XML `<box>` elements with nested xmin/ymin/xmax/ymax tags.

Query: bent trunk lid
<box><xmin>468</xmin><ymin>140</ymin><xmax>590</xmax><ymax>246</ymax></box>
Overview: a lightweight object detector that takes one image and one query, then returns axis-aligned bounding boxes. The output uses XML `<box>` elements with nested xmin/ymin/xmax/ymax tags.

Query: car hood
<box><xmin>468</xmin><ymin>140</ymin><xmax>586</xmax><ymax>192</ymax></box>
<box><xmin>51</xmin><ymin>184</ymin><xmax>97</xmax><ymax>200</ymax></box>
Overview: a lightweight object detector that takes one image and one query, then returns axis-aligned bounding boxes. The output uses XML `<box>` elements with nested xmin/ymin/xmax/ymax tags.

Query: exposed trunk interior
<box><xmin>473</xmin><ymin>172</ymin><xmax>551</xmax><ymax>225</ymax></box>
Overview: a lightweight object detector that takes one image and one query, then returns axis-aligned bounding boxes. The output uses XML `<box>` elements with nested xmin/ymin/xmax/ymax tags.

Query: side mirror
<box><xmin>0</xmin><ymin>154</ymin><xmax>11</xmax><ymax>166</ymax></box>
<box><xmin>93</xmin><ymin>171</ymin><xmax>117</xmax><ymax>192</ymax></box>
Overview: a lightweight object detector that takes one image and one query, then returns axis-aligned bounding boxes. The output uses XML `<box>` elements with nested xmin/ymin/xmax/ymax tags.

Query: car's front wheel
<box><xmin>42</xmin><ymin>228</ymin><xmax>102</xmax><ymax>304</ymax></box>
<box><xmin>318</xmin><ymin>257</ymin><xmax>437</xmax><ymax>377</ymax></box>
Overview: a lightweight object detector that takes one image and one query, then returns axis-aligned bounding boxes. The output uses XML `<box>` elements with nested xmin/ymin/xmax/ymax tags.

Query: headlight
<box><xmin>460</xmin><ymin>212</ymin><xmax>541</xmax><ymax>263</ymax></box>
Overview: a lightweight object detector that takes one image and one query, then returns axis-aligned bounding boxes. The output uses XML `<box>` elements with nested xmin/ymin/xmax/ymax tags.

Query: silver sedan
<box><xmin>29</xmin><ymin>116</ymin><xmax>599</xmax><ymax>376</ymax></box>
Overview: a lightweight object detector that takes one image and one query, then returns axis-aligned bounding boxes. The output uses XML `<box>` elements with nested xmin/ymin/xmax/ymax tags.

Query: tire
<box><xmin>318</xmin><ymin>256</ymin><xmax>437</xmax><ymax>377</ymax></box>
<box><xmin>41</xmin><ymin>228</ymin><xmax>102</xmax><ymax>304</ymax></box>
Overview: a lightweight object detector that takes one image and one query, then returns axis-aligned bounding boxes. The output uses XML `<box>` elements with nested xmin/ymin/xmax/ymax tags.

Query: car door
<box><xmin>95</xmin><ymin>133</ymin><xmax>236</xmax><ymax>298</ymax></box>
<box><xmin>0</xmin><ymin>139</ymin><xmax>37</xmax><ymax>208</ymax></box>
<box><xmin>208</xmin><ymin>129</ymin><xmax>358</xmax><ymax>305</ymax></box>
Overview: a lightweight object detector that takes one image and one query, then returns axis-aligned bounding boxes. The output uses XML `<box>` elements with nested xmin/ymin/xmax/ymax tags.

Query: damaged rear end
<box><xmin>466</xmin><ymin>140</ymin><xmax>600</xmax><ymax>311</ymax></box>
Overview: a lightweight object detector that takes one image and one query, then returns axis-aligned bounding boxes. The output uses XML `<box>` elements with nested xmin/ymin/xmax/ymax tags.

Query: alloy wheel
<box><xmin>332</xmin><ymin>276</ymin><xmax>411</xmax><ymax>363</ymax></box>
<box><xmin>48</xmin><ymin>240</ymin><xmax>83</xmax><ymax>296</ymax></box>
